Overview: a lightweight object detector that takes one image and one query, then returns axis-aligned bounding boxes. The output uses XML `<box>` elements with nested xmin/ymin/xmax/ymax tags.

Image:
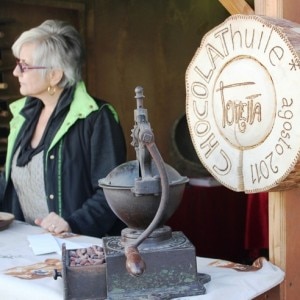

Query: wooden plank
<box><xmin>0</xmin><ymin>83</ymin><xmax>8</xmax><ymax>90</ymax></box>
<box><xmin>284</xmin><ymin>189</ymin><xmax>300</xmax><ymax>298</ymax></box>
<box><xmin>268</xmin><ymin>192</ymin><xmax>286</xmax><ymax>299</ymax></box>
<box><xmin>254</xmin><ymin>0</ymin><xmax>283</xmax><ymax>18</ymax></box>
<box><xmin>218</xmin><ymin>0</ymin><xmax>254</xmax><ymax>15</ymax></box>
<box><xmin>268</xmin><ymin>189</ymin><xmax>300</xmax><ymax>299</ymax></box>
<box><xmin>268</xmin><ymin>192</ymin><xmax>286</xmax><ymax>271</ymax></box>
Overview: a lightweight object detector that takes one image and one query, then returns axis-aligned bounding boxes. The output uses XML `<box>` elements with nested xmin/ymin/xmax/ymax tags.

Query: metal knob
<box><xmin>53</xmin><ymin>269</ymin><xmax>62</xmax><ymax>280</ymax></box>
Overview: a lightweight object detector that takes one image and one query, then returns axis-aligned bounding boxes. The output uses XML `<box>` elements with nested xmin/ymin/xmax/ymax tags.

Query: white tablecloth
<box><xmin>0</xmin><ymin>221</ymin><xmax>284</xmax><ymax>300</ymax></box>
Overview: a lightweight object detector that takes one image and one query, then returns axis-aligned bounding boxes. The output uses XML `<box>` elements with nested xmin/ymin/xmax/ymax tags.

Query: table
<box><xmin>0</xmin><ymin>221</ymin><xmax>284</xmax><ymax>300</ymax></box>
<box><xmin>0</xmin><ymin>220</ymin><xmax>102</xmax><ymax>300</ymax></box>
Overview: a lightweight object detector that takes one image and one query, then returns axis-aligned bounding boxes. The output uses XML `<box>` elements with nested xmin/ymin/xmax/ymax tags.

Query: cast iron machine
<box><xmin>56</xmin><ymin>86</ymin><xmax>210</xmax><ymax>299</ymax></box>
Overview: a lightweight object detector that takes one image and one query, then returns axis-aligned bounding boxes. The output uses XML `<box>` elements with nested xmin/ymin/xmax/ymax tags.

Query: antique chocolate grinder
<box><xmin>55</xmin><ymin>86</ymin><xmax>209</xmax><ymax>299</ymax></box>
<box><xmin>98</xmin><ymin>86</ymin><xmax>209</xmax><ymax>299</ymax></box>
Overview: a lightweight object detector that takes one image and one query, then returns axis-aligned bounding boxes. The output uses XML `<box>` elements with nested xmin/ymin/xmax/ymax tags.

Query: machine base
<box><xmin>103</xmin><ymin>231</ymin><xmax>210</xmax><ymax>300</ymax></box>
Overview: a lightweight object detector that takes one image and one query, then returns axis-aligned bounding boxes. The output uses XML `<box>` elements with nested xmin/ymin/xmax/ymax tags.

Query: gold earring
<box><xmin>47</xmin><ymin>86</ymin><xmax>56</xmax><ymax>96</ymax></box>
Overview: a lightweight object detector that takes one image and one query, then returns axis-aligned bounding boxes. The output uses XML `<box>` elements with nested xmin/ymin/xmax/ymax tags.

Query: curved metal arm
<box><xmin>124</xmin><ymin>87</ymin><xmax>170</xmax><ymax>277</ymax></box>
<box><xmin>124</xmin><ymin>140</ymin><xmax>170</xmax><ymax>276</ymax></box>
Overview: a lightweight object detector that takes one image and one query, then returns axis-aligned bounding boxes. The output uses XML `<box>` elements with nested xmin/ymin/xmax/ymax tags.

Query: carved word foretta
<box><xmin>216</xmin><ymin>81</ymin><xmax>262</xmax><ymax>133</ymax></box>
<box><xmin>186</xmin><ymin>14</ymin><xmax>300</xmax><ymax>192</ymax></box>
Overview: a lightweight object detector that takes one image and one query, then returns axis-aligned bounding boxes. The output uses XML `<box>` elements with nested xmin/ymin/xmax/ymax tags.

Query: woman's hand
<box><xmin>35</xmin><ymin>212</ymin><xmax>71</xmax><ymax>234</ymax></box>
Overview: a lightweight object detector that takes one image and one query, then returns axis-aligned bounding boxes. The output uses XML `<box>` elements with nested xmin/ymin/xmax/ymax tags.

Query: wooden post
<box><xmin>268</xmin><ymin>190</ymin><xmax>300</xmax><ymax>299</ymax></box>
<box><xmin>254</xmin><ymin>0</ymin><xmax>283</xmax><ymax>18</ymax></box>
<box><xmin>255</xmin><ymin>1</ymin><xmax>300</xmax><ymax>299</ymax></box>
<box><xmin>218</xmin><ymin>0</ymin><xmax>254</xmax><ymax>15</ymax></box>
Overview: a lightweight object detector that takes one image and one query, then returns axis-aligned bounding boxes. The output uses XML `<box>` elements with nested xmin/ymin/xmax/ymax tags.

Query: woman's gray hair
<box><xmin>12</xmin><ymin>20</ymin><xmax>84</xmax><ymax>88</ymax></box>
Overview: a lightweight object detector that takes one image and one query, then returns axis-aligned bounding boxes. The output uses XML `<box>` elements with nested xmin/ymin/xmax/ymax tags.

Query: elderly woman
<box><xmin>0</xmin><ymin>20</ymin><xmax>126</xmax><ymax>238</ymax></box>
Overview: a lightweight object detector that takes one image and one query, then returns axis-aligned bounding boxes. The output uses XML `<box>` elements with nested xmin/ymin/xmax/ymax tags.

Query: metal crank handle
<box><xmin>125</xmin><ymin>245</ymin><xmax>146</xmax><ymax>277</ymax></box>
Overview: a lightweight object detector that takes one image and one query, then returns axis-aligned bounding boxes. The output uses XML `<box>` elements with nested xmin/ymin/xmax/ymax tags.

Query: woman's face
<box><xmin>13</xmin><ymin>43</ymin><xmax>49</xmax><ymax>98</ymax></box>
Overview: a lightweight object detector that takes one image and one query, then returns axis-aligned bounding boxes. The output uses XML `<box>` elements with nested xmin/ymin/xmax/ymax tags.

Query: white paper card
<box><xmin>27</xmin><ymin>233</ymin><xmax>61</xmax><ymax>255</ymax></box>
<box><xmin>54</xmin><ymin>237</ymin><xmax>96</xmax><ymax>251</ymax></box>
<box><xmin>27</xmin><ymin>233</ymin><xmax>100</xmax><ymax>256</ymax></box>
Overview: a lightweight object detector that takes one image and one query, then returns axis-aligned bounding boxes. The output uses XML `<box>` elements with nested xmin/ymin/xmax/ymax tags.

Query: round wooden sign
<box><xmin>186</xmin><ymin>14</ymin><xmax>300</xmax><ymax>193</ymax></box>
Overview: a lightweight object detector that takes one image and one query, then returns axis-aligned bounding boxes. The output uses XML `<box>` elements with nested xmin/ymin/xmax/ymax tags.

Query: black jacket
<box><xmin>0</xmin><ymin>82</ymin><xmax>127</xmax><ymax>238</ymax></box>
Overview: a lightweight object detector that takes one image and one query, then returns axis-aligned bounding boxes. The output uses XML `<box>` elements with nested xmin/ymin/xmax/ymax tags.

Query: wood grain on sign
<box><xmin>185</xmin><ymin>14</ymin><xmax>300</xmax><ymax>193</ymax></box>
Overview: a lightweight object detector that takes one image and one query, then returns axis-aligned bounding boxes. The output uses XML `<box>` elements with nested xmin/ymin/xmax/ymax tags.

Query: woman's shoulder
<box><xmin>92</xmin><ymin>97</ymin><xmax>119</xmax><ymax>123</ymax></box>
